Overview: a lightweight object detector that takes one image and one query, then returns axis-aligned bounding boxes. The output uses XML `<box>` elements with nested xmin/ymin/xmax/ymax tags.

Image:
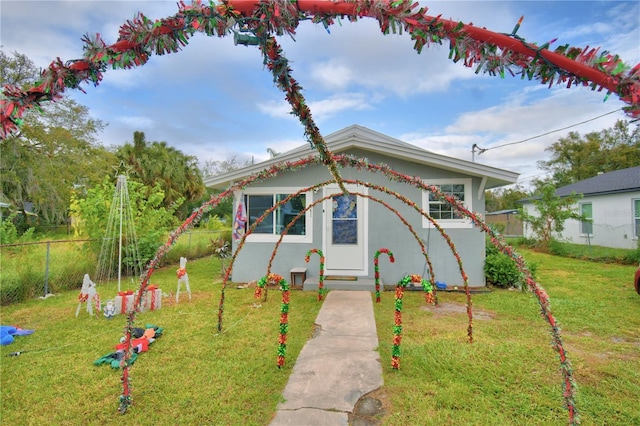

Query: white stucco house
<box><xmin>521</xmin><ymin>166</ymin><xmax>640</xmax><ymax>249</ymax></box>
<box><xmin>204</xmin><ymin>125</ymin><xmax>519</xmax><ymax>290</ymax></box>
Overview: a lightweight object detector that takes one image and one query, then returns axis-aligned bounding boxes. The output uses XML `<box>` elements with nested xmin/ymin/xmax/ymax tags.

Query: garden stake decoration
<box><xmin>176</xmin><ymin>257</ymin><xmax>191</xmax><ymax>302</ymax></box>
<box><xmin>277</xmin><ymin>277</ymin><xmax>291</xmax><ymax>368</ymax></box>
<box><xmin>305</xmin><ymin>249</ymin><xmax>325</xmax><ymax>300</ymax></box>
<box><xmin>7</xmin><ymin>3</ymin><xmax>631</xmax><ymax>423</ymax></box>
<box><xmin>76</xmin><ymin>273</ymin><xmax>101</xmax><ymax>317</ymax></box>
<box><xmin>254</xmin><ymin>273</ymin><xmax>284</xmax><ymax>302</ymax></box>
<box><xmin>392</xmin><ymin>274</ymin><xmax>434</xmax><ymax>369</ymax></box>
<box><xmin>374</xmin><ymin>248</ymin><xmax>395</xmax><ymax>303</ymax></box>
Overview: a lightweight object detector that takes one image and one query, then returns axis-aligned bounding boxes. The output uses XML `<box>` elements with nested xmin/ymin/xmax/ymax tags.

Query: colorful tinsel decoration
<box><xmin>392</xmin><ymin>274</ymin><xmax>434</xmax><ymax>370</ymax></box>
<box><xmin>373</xmin><ymin>248</ymin><xmax>395</xmax><ymax>303</ymax></box>
<box><xmin>254</xmin><ymin>273</ymin><xmax>284</xmax><ymax>302</ymax></box>
<box><xmin>277</xmin><ymin>277</ymin><xmax>290</xmax><ymax>368</ymax></box>
<box><xmin>1</xmin><ymin>0</ymin><xmax>638</xmax><ymax>141</ymax></box>
<box><xmin>305</xmin><ymin>248</ymin><xmax>325</xmax><ymax>300</ymax></box>
<box><xmin>391</xmin><ymin>280</ymin><xmax>405</xmax><ymax>370</ymax></box>
<box><xmin>106</xmin><ymin>148</ymin><xmax>578</xmax><ymax>421</ymax></box>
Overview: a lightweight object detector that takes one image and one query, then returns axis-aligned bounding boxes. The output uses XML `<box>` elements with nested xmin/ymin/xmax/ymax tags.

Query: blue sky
<box><xmin>1</xmin><ymin>1</ymin><xmax>638</xmax><ymax>186</ymax></box>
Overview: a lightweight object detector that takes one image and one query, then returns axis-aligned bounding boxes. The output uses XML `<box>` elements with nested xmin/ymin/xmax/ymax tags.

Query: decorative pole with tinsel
<box><xmin>254</xmin><ymin>273</ymin><xmax>284</xmax><ymax>303</ymax></box>
<box><xmin>392</xmin><ymin>274</ymin><xmax>434</xmax><ymax>369</ymax></box>
<box><xmin>391</xmin><ymin>278</ymin><xmax>405</xmax><ymax>370</ymax></box>
<box><xmin>305</xmin><ymin>248</ymin><xmax>325</xmax><ymax>300</ymax></box>
<box><xmin>277</xmin><ymin>276</ymin><xmax>290</xmax><ymax>368</ymax></box>
<box><xmin>373</xmin><ymin>248</ymin><xmax>395</xmax><ymax>303</ymax></box>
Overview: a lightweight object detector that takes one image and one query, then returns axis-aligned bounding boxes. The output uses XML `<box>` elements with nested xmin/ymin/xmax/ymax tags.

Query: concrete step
<box><xmin>303</xmin><ymin>277</ymin><xmax>376</xmax><ymax>292</ymax></box>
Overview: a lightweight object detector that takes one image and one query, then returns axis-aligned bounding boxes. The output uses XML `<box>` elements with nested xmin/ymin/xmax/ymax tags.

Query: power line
<box><xmin>475</xmin><ymin>108</ymin><xmax>622</xmax><ymax>155</ymax></box>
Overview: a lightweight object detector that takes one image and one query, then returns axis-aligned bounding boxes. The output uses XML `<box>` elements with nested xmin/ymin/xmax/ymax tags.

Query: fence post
<box><xmin>44</xmin><ymin>241</ymin><xmax>51</xmax><ymax>297</ymax></box>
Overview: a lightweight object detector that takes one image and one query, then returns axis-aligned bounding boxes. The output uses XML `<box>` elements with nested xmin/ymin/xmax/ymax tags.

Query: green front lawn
<box><xmin>1</xmin><ymin>250</ymin><xmax>638</xmax><ymax>425</ymax></box>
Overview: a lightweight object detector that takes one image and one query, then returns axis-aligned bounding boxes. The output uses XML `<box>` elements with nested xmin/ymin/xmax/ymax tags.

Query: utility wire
<box><xmin>476</xmin><ymin>108</ymin><xmax>622</xmax><ymax>154</ymax></box>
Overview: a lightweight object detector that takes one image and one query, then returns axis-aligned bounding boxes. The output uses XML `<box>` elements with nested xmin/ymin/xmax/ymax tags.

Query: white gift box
<box><xmin>142</xmin><ymin>287</ymin><xmax>162</xmax><ymax>312</ymax></box>
<box><xmin>114</xmin><ymin>291</ymin><xmax>136</xmax><ymax>315</ymax></box>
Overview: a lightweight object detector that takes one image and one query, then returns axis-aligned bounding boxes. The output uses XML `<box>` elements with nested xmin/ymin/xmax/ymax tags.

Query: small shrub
<box><xmin>485</xmin><ymin>241</ymin><xmax>537</xmax><ymax>289</ymax></box>
<box><xmin>205</xmin><ymin>216</ymin><xmax>226</xmax><ymax>231</ymax></box>
<box><xmin>0</xmin><ymin>214</ymin><xmax>19</xmax><ymax>245</ymax></box>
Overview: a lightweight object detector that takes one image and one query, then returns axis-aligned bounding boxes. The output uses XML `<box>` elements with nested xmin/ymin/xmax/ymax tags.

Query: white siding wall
<box><xmin>523</xmin><ymin>191</ymin><xmax>640</xmax><ymax>249</ymax></box>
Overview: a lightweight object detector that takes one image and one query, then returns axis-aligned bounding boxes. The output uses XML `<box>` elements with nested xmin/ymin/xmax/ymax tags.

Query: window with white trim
<box><xmin>422</xmin><ymin>179</ymin><xmax>472</xmax><ymax>228</ymax></box>
<box><xmin>580</xmin><ymin>202</ymin><xmax>593</xmax><ymax>235</ymax></box>
<box><xmin>245</xmin><ymin>188</ymin><xmax>312</xmax><ymax>243</ymax></box>
<box><xmin>634</xmin><ymin>198</ymin><xmax>640</xmax><ymax>239</ymax></box>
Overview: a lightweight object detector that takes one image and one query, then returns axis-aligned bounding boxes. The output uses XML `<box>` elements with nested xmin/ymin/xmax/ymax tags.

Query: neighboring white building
<box><xmin>521</xmin><ymin>166</ymin><xmax>640</xmax><ymax>249</ymax></box>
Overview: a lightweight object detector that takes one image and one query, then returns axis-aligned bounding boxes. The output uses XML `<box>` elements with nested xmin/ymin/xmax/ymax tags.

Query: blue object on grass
<box><xmin>1</xmin><ymin>325</ymin><xmax>35</xmax><ymax>346</ymax></box>
<box><xmin>435</xmin><ymin>281</ymin><xmax>447</xmax><ymax>290</ymax></box>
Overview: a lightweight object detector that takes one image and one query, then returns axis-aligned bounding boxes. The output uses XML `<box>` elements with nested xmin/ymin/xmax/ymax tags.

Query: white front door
<box><xmin>323</xmin><ymin>184</ymin><xmax>367</xmax><ymax>274</ymax></box>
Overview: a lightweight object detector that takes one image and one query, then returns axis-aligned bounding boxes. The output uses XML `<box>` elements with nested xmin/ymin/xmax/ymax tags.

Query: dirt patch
<box><xmin>350</xmin><ymin>387</ymin><xmax>391</xmax><ymax>426</ymax></box>
<box><xmin>420</xmin><ymin>302</ymin><xmax>496</xmax><ymax>320</ymax></box>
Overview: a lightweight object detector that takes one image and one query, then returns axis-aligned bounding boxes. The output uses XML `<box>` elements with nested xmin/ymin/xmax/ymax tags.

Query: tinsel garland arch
<box><xmin>116</xmin><ymin>153</ymin><xmax>576</xmax><ymax>422</ymax></box>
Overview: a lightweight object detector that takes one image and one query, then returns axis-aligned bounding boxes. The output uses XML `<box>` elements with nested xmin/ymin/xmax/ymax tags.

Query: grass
<box><xmin>0</xmin><ymin>229</ymin><xmax>229</xmax><ymax>305</ymax></box>
<box><xmin>1</xmin><ymin>256</ymin><xmax>322</xmax><ymax>425</ymax></box>
<box><xmin>1</xmin><ymin>250</ymin><xmax>639</xmax><ymax>425</ymax></box>
<box><xmin>374</xmin><ymin>249</ymin><xmax>640</xmax><ymax>425</ymax></box>
<box><xmin>507</xmin><ymin>237</ymin><xmax>640</xmax><ymax>265</ymax></box>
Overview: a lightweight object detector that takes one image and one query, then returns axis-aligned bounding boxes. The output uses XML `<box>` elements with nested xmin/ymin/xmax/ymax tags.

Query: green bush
<box><xmin>485</xmin><ymin>242</ymin><xmax>537</xmax><ymax>289</ymax></box>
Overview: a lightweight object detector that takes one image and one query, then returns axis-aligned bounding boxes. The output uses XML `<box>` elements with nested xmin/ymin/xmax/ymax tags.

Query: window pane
<box><xmin>332</xmin><ymin>194</ymin><xmax>357</xmax><ymax>244</ymax></box>
<box><xmin>635</xmin><ymin>200</ymin><xmax>640</xmax><ymax>237</ymax></box>
<box><xmin>581</xmin><ymin>203</ymin><xmax>593</xmax><ymax>234</ymax></box>
<box><xmin>428</xmin><ymin>184</ymin><xmax>464</xmax><ymax>220</ymax></box>
<box><xmin>276</xmin><ymin>194</ymin><xmax>306</xmax><ymax>235</ymax></box>
<box><xmin>247</xmin><ymin>195</ymin><xmax>273</xmax><ymax>234</ymax></box>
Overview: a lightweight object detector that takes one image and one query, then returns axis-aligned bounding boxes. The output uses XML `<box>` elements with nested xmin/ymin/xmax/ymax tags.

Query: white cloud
<box><xmin>257</xmin><ymin>93</ymin><xmax>373</xmax><ymax>121</ymax></box>
<box><xmin>116</xmin><ymin>115</ymin><xmax>155</xmax><ymax>129</ymax></box>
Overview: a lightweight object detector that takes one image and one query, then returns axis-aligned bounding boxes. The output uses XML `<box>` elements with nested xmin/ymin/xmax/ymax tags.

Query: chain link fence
<box><xmin>0</xmin><ymin>230</ymin><xmax>230</xmax><ymax>306</ymax></box>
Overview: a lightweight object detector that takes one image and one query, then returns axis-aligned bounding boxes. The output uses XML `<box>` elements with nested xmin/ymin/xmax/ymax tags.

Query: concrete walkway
<box><xmin>270</xmin><ymin>290</ymin><xmax>383</xmax><ymax>425</ymax></box>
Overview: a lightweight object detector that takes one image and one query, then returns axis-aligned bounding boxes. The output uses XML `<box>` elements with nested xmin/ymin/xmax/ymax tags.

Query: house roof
<box><xmin>486</xmin><ymin>209</ymin><xmax>519</xmax><ymax>215</ymax></box>
<box><xmin>555</xmin><ymin>165</ymin><xmax>640</xmax><ymax>197</ymax></box>
<box><xmin>204</xmin><ymin>125</ymin><xmax>519</xmax><ymax>190</ymax></box>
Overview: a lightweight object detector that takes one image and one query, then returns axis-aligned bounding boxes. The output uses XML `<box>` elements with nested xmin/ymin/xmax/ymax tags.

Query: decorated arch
<box><xmin>3</xmin><ymin>1</ymin><xmax>639</xmax><ymax>423</ymax></box>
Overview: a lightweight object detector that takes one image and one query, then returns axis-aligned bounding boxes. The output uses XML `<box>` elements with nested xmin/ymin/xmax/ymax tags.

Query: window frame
<box><xmin>579</xmin><ymin>202</ymin><xmax>593</xmax><ymax>236</ymax></box>
<box><xmin>244</xmin><ymin>187</ymin><xmax>312</xmax><ymax>243</ymax></box>
<box><xmin>633</xmin><ymin>198</ymin><xmax>640</xmax><ymax>240</ymax></box>
<box><xmin>422</xmin><ymin>178</ymin><xmax>473</xmax><ymax>229</ymax></box>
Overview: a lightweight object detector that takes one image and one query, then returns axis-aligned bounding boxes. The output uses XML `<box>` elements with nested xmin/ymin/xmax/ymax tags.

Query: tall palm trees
<box><xmin>116</xmin><ymin>132</ymin><xmax>205</xmax><ymax>218</ymax></box>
